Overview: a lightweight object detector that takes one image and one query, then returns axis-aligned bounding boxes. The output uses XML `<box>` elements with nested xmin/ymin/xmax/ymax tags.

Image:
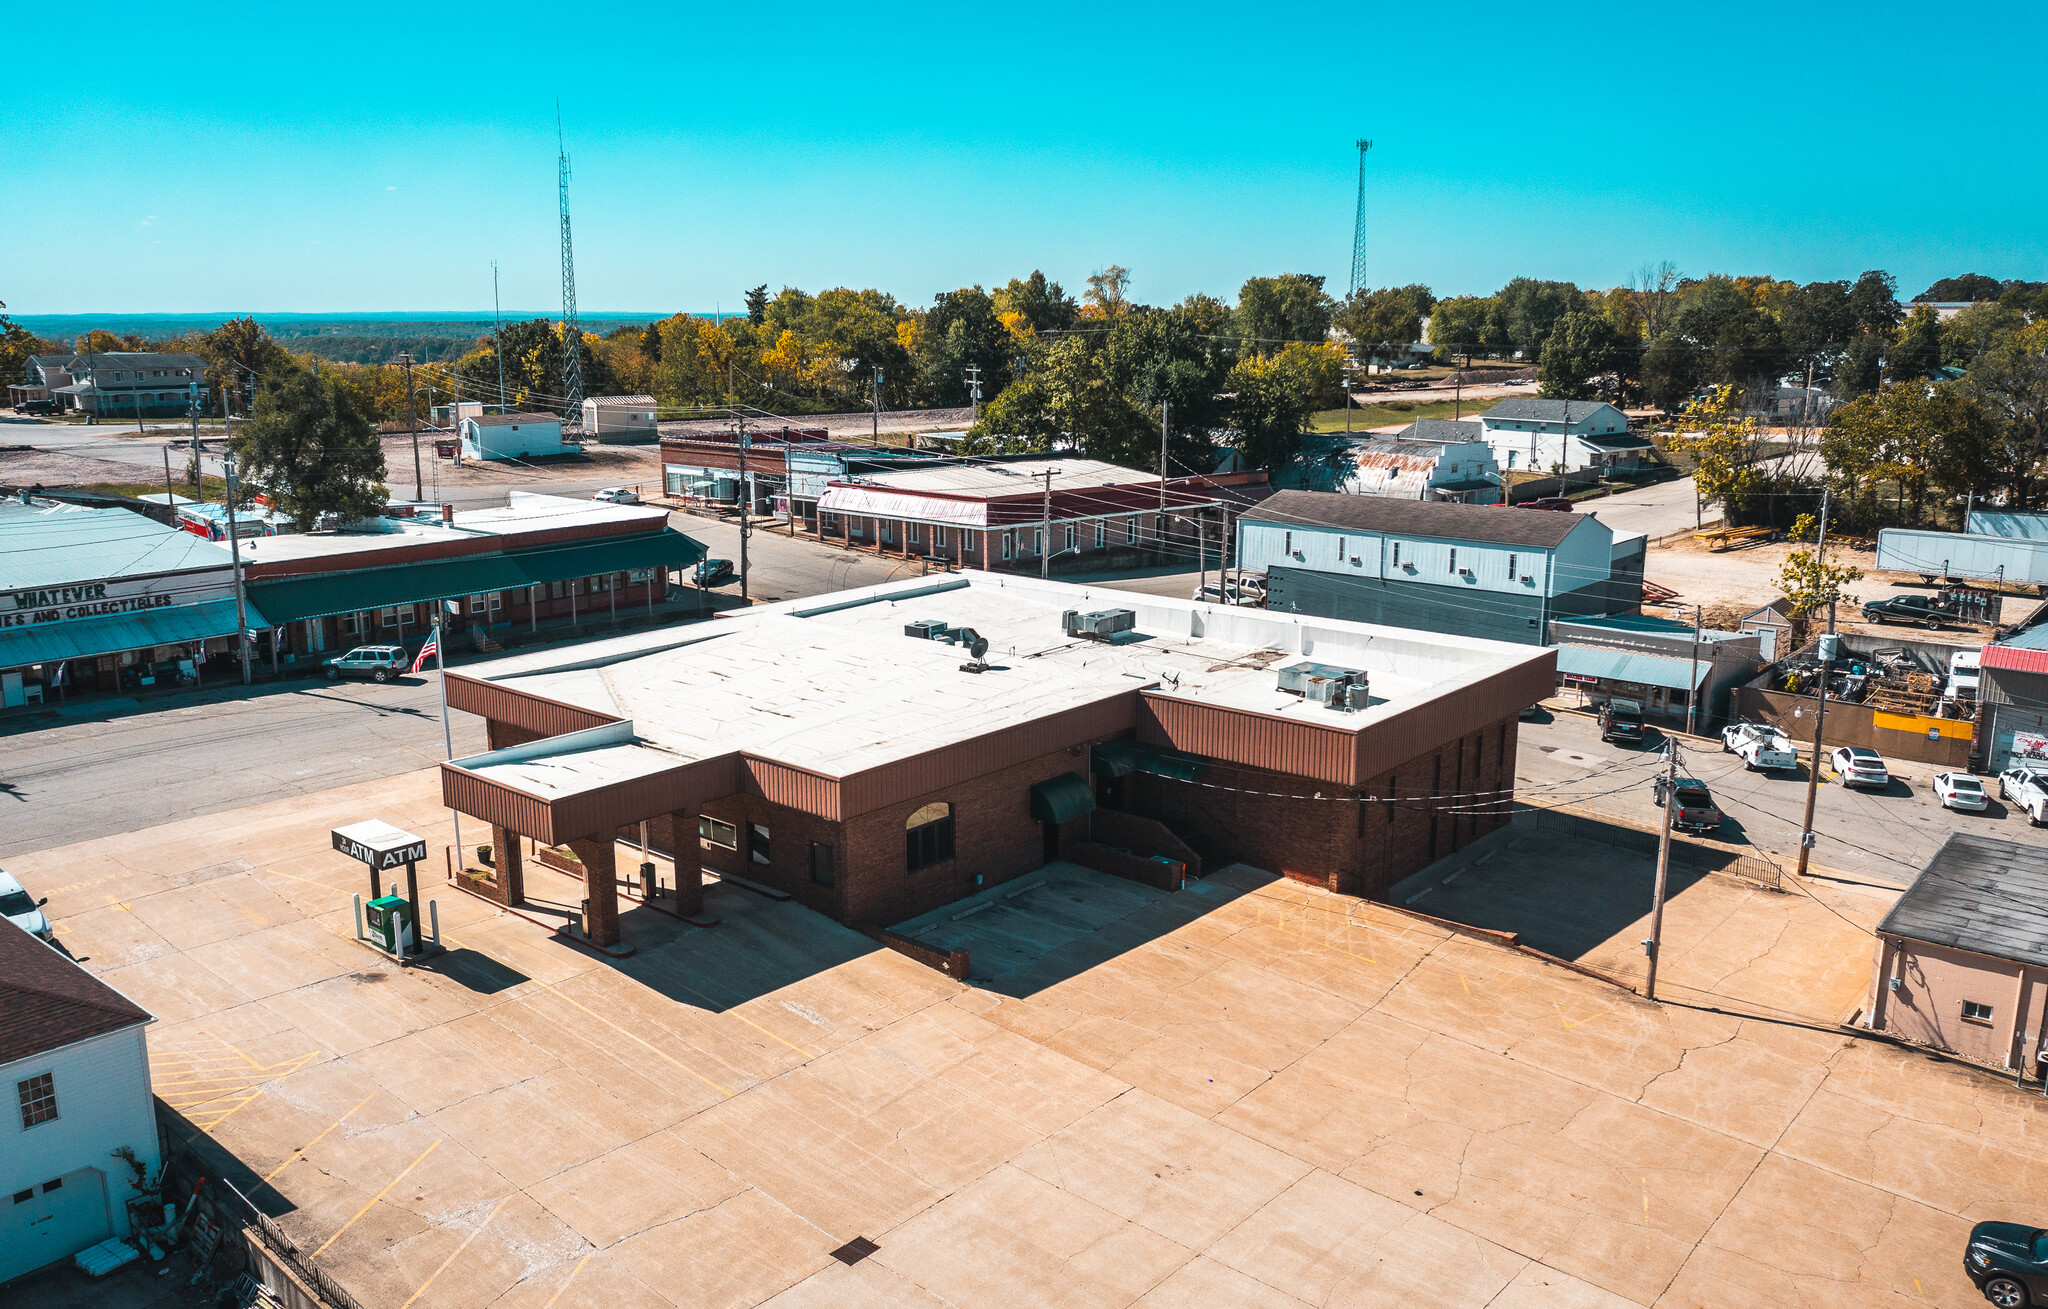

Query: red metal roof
<box><xmin>1981</xmin><ymin>644</ymin><xmax>2048</xmax><ymax>675</ymax></box>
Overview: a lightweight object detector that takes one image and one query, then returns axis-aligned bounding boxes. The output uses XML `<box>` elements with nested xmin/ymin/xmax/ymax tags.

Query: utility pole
<box><xmin>492</xmin><ymin>262</ymin><xmax>507</xmax><ymax>413</ymax></box>
<box><xmin>1794</xmin><ymin>486</ymin><xmax>1834</xmax><ymax>881</ymax></box>
<box><xmin>1040</xmin><ymin>467</ymin><xmax>1057</xmax><ymax>580</ymax></box>
<box><xmin>871</xmin><ymin>368</ymin><xmax>882</xmax><ymax>446</ymax></box>
<box><xmin>399</xmin><ymin>351</ymin><xmax>421</xmax><ymax>502</ymax></box>
<box><xmin>965</xmin><ymin>364</ymin><xmax>983</xmax><ymax>423</ymax></box>
<box><xmin>1158</xmin><ymin>400</ymin><xmax>1169</xmax><ymax>558</ymax></box>
<box><xmin>737</xmin><ymin>416</ymin><xmax>751</xmax><ymax>602</ymax></box>
<box><xmin>222</xmin><ymin>451</ymin><xmax>252</xmax><ymax>686</ymax></box>
<box><xmin>162</xmin><ymin>443</ymin><xmax>174</xmax><ymax>505</ymax></box>
<box><xmin>1685</xmin><ymin>605</ymin><xmax>1702</xmax><ymax>735</ymax></box>
<box><xmin>1644</xmin><ymin>739</ymin><xmax>1678</xmax><ymax>1002</ymax></box>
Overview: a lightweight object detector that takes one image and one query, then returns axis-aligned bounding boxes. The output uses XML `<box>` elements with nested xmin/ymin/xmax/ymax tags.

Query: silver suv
<box><xmin>323</xmin><ymin>644</ymin><xmax>409</xmax><ymax>682</ymax></box>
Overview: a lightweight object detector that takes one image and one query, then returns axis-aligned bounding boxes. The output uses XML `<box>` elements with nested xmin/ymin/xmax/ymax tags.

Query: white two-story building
<box><xmin>1237</xmin><ymin>490</ymin><xmax>1644</xmax><ymax>646</ymax></box>
<box><xmin>1478</xmin><ymin>398</ymin><xmax>1651</xmax><ymax>475</ymax></box>
<box><xmin>14</xmin><ymin>352</ymin><xmax>210</xmax><ymax>419</ymax></box>
<box><xmin>1</xmin><ymin>922</ymin><xmax>158</xmax><ymax>1283</ymax></box>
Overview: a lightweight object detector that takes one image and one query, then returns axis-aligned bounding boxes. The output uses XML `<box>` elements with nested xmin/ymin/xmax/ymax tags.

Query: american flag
<box><xmin>410</xmin><ymin>632</ymin><xmax>439</xmax><ymax>674</ymax></box>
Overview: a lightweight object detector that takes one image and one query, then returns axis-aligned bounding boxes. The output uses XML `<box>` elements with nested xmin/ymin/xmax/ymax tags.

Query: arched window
<box><xmin>906</xmin><ymin>802</ymin><xmax>954</xmax><ymax>872</ymax></box>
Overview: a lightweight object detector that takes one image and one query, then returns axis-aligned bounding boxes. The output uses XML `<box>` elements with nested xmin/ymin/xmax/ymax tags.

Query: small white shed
<box><xmin>460</xmin><ymin>412</ymin><xmax>567</xmax><ymax>461</ymax></box>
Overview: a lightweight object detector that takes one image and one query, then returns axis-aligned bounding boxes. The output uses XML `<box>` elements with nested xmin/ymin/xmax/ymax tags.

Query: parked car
<box><xmin>1191</xmin><ymin>580</ymin><xmax>1263</xmax><ymax>606</ymax></box>
<box><xmin>11</xmin><ymin>398</ymin><xmax>58</xmax><ymax>416</ymax></box>
<box><xmin>0</xmin><ymin>869</ymin><xmax>52</xmax><ymax>939</ymax></box>
<box><xmin>591</xmin><ymin>487</ymin><xmax>641</xmax><ymax>505</ymax></box>
<box><xmin>323</xmin><ymin>644</ymin><xmax>410</xmax><ymax>682</ymax></box>
<box><xmin>1964</xmin><ymin>1220</ymin><xmax>2048</xmax><ymax>1308</ymax></box>
<box><xmin>1998</xmin><ymin>764</ymin><xmax>2048</xmax><ymax>826</ymax></box>
<box><xmin>1829</xmin><ymin>746</ymin><xmax>1891</xmax><ymax>789</ymax></box>
<box><xmin>1495</xmin><ymin>497</ymin><xmax>1575</xmax><ymax>512</ymax></box>
<box><xmin>1653</xmin><ymin>776</ymin><xmax>1723</xmax><ymax>832</ymax></box>
<box><xmin>1599</xmin><ymin>698</ymin><xmax>1645</xmax><ymax>745</ymax></box>
<box><xmin>1932</xmin><ymin>771</ymin><xmax>1990</xmax><ymax>812</ymax></box>
<box><xmin>695</xmin><ymin>558</ymin><xmax>736</xmax><ymax>588</ymax></box>
<box><xmin>1721</xmin><ymin>721</ymin><xmax>1799</xmax><ymax>771</ymax></box>
<box><xmin>1862</xmin><ymin>595</ymin><xmax>1957</xmax><ymax>628</ymax></box>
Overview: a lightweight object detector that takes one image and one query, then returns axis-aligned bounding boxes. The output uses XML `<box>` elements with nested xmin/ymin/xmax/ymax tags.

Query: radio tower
<box><xmin>1348</xmin><ymin>139</ymin><xmax>1373</xmax><ymax>297</ymax></box>
<box><xmin>557</xmin><ymin>107</ymin><xmax>585</xmax><ymax>431</ymax></box>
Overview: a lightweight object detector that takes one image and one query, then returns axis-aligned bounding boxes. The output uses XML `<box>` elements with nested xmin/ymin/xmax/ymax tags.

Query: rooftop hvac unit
<box><xmin>1277</xmin><ymin>661</ymin><xmax>1371</xmax><ymax>712</ymax></box>
<box><xmin>904</xmin><ymin>618</ymin><xmax>950</xmax><ymax>640</ymax></box>
<box><xmin>1062</xmin><ymin>608</ymin><xmax>1138</xmax><ymax>640</ymax></box>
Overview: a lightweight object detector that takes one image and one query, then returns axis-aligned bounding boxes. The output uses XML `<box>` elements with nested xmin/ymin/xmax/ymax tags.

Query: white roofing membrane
<box><xmin>467</xmin><ymin>574</ymin><xmax>1549</xmax><ymax>779</ymax></box>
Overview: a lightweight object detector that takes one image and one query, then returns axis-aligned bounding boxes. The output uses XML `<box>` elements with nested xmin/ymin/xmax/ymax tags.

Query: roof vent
<box><xmin>1277</xmin><ymin>661</ymin><xmax>1371</xmax><ymax>712</ymax></box>
<box><xmin>903</xmin><ymin>618</ymin><xmax>949</xmax><ymax>640</ymax></box>
<box><xmin>1063</xmin><ymin>608</ymin><xmax>1137</xmax><ymax>641</ymax></box>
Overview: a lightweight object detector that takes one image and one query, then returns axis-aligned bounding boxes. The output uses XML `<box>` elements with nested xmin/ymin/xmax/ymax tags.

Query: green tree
<box><xmin>1102</xmin><ymin>299</ymin><xmax>1235</xmax><ymax>472</ymax></box>
<box><xmin>1234</xmin><ymin>274</ymin><xmax>1334</xmax><ymax>352</ymax></box>
<box><xmin>1777</xmin><ymin>280</ymin><xmax>1855</xmax><ymax>374</ymax></box>
<box><xmin>1831</xmin><ymin>333</ymin><xmax>1887</xmax><ymax>401</ymax></box>
<box><xmin>0</xmin><ymin>303</ymin><xmax>57</xmax><ymax>396</ymax></box>
<box><xmin>1493</xmin><ymin>277</ymin><xmax>1581</xmax><ymax>359</ymax></box>
<box><xmin>1426</xmin><ymin>295</ymin><xmax>1501</xmax><ymax>362</ymax></box>
<box><xmin>1224</xmin><ymin>344</ymin><xmax>1338</xmax><ymax>471</ymax></box>
<box><xmin>1668</xmin><ymin>274</ymin><xmax>1787</xmax><ymax>391</ymax></box>
<box><xmin>1083</xmin><ymin>266</ymin><xmax>1132</xmax><ymax>319</ymax></box>
<box><xmin>917</xmin><ymin>287</ymin><xmax>1010</xmax><ymax>407</ymax></box>
<box><xmin>1916</xmin><ymin>273</ymin><xmax>2004</xmax><ymax>303</ymax></box>
<box><xmin>994</xmin><ymin>271</ymin><xmax>1079</xmax><ymax>337</ymax></box>
<box><xmin>1776</xmin><ymin>548</ymin><xmax>1863</xmax><ymax>620</ymax></box>
<box><xmin>1639</xmin><ymin>334</ymin><xmax>1698</xmax><ymax>411</ymax></box>
<box><xmin>1334</xmin><ymin>284</ymin><xmax>1435</xmax><ymax>363</ymax></box>
<box><xmin>1537</xmin><ymin>310</ymin><xmax>1624</xmax><ymax>400</ymax></box>
<box><xmin>744</xmin><ymin>285</ymin><xmax>768</xmax><ymax>326</ymax></box>
<box><xmin>1846</xmin><ymin>269</ymin><xmax>1903</xmax><ymax>338</ymax></box>
<box><xmin>193</xmin><ymin>316</ymin><xmax>297</xmax><ymax>415</ymax></box>
<box><xmin>228</xmin><ymin>367</ymin><xmax>388</xmax><ymax>530</ymax></box>
<box><xmin>1964</xmin><ymin>321</ymin><xmax>2048</xmax><ymax>510</ymax></box>
<box><xmin>1941</xmin><ymin>299</ymin><xmax>2026</xmax><ymax>367</ymax></box>
<box><xmin>1888</xmin><ymin>304</ymin><xmax>1945</xmax><ymax>381</ymax></box>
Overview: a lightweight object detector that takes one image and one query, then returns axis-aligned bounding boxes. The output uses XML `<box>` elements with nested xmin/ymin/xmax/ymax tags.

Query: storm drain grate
<box><xmin>830</xmin><ymin>1237</ymin><xmax>879</xmax><ymax>1265</ymax></box>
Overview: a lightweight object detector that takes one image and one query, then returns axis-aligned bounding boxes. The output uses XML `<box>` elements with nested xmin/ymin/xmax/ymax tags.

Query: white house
<box><xmin>1478</xmin><ymin>398</ymin><xmax>1651</xmax><ymax>474</ymax></box>
<box><xmin>1</xmin><ymin>922</ymin><xmax>158</xmax><ymax>1282</ymax></box>
<box><xmin>580</xmin><ymin>395</ymin><xmax>659</xmax><ymax>443</ymax></box>
<box><xmin>460</xmin><ymin>412</ymin><xmax>567</xmax><ymax>461</ymax></box>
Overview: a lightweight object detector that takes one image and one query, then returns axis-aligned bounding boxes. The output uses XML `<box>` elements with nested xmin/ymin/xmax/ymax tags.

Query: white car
<box><xmin>1998</xmin><ymin>764</ymin><xmax>2048</xmax><ymax>826</ymax></box>
<box><xmin>0</xmin><ymin>870</ymin><xmax>52</xmax><ymax>940</ymax></box>
<box><xmin>591</xmin><ymin>487</ymin><xmax>641</xmax><ymax>505</ymax></box>
<box><xmin>1721</xmin><ymin>721</ymin><xmax>1798</xmax><ymax>771</ymax></box>
<box><xmin>1932</xmin><ymin>771</ymin><xmax>1990</xmax><ymax>812</ymax></box>
<box><xmin>1829</xmin><ymin>746</ymin><xmax>1890</xmax><ymax>789</ymax></box>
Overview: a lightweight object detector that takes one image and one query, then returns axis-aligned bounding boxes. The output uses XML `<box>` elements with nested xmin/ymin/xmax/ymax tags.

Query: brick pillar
<box><xmin>873</xmin><ymin>518</ymin><xmax>885</xmax><ymax>555</ymax></box>
<box><xmin>568</xmin><ymin>837</ymin><xmax>621</xmax><ymax>947</ymax></box>
<box><xmin>486</xmin><ymin>825</ymin><xmax>525</xmax><ymax>906</ymax></box>
<box><xmin>669</xmin><ymin>808</ymin><xmax>704</xmax><ymax>918</ymax></box>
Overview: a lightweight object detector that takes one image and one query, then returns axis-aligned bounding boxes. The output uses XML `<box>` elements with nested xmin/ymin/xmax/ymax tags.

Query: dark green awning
<box><xmin>247</xmin><ymin>529</ymin><xmax>706</xmax><ymax>625</ymax></box>
<box><xmin>1091</xmin><ymin>739</ymin><xmax>1207</xmax><ymax>782</ymax></box>
<box><xmin>1029</xmin><ymin>772</ymin><xmax>1097</xmax><ymax>825</ymax></box>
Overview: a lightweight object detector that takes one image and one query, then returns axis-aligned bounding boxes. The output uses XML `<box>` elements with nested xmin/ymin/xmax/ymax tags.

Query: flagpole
<box><xmin>432</xmin><ymin>614</ymin><xmax>463</xmax><ymax>874</ymax></box>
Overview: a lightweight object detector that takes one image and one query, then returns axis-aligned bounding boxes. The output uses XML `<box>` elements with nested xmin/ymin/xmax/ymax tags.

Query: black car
<box><xmin>1965</xmin><ymin>1221</ymin><xmax>2048</xmax><ymax>1307</ymax></box>
<box><xmin>11</xmin><ymin>398</ymin><xmax>57</xmax><ymax>416</ymax></box>
<box><xmin>1862</xmin><ymin>594</ymin><xmax>1957</xmax><ymax>628</ymax></box>
<box><xmin>695</xmin><ymin>558</ymin><xmax>736</xmax><ymax>588</ymax></box>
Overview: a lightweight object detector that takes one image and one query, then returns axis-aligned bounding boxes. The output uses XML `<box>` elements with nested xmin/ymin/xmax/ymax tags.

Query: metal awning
<box><xmin>1028</xmin><ymin>772</ymin><xmax>1097</xmax><ymax>825</ymax></box>
<box><xmin>0</xmin><ymin>597</ymin><xmax>269</xmax><ymax>669</ymax></box>
<box><xmin>247</xmin><ymin>529</ymin><xmax>707</xmax><ymax>625</ymax></box>
<box><xmin>1090</xmin><ymin>739</ymin><xmax>1207</xmax><ymax>782</ymax></box>
<box><xmin>1554</xmin><ymin>643</ymin><xmax>1711</xmax><ymax>691</ymax></box>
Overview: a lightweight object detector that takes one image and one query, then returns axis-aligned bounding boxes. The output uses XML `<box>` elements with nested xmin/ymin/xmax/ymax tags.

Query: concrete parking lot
<box><xmin>9</xmin><ymin>765</ymin><xmax>2045</xmax><ymax>1308</ymax></box>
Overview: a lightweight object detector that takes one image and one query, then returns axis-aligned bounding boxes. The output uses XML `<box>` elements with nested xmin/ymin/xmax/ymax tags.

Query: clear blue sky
<box><xmin>9</xmin><ymin>0</ymin><xmax>2045</xmax><ymax>316</ymax></box>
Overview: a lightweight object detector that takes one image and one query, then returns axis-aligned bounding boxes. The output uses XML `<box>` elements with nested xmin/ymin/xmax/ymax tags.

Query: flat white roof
<box><xmin>237</xmin><ymin>493</ymin><xmax>668</xmax><ymax>564</ymax></box>
<box><xmin>462</xmin><ymin>574</ymin><xmax>1548</xmax><ymax>777</ymax></box>
<box><xmin>839</xmin><ymin>458</ymin><xmax>1159</xmax><ymax>498</ymax></box>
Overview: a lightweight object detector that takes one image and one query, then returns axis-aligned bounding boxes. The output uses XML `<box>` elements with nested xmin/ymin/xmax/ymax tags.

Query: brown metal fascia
<box><xmin>1353</xmin><ymin>653</ymin><xmax>1557</xmax><ymax>781</ymax></box>
<box><xmin>836</xmin><ymin>691</ymin><xmax>1138</xmax><ymax>817</ymax></box>
<box><xmin>444</xmin><ymin>674</ymin><xmax>621</xmax><ymax>739</ymax></box>
<box><xmin>739</xmin><ymin>757</ymin><xmax>844</xmax><ymax>822</ymax></box>
<box><xmin>1138</xmin><ymin>695</ymin><xmax>1359</xmax><ymax>786</ymax></box>
<box><xmin>441</xmin><ymin>765</ymin><xmax>561</xmax><ymax>845</ymax></box>
<box><xmin>240</xmin><ymin>518</ymin><xmax>660</xmax><ymax>580</ymax></box>
<box><xmin>550</xmin><ymin>753</ymin><xmax>744</xmax><ymax>842</ymax></box>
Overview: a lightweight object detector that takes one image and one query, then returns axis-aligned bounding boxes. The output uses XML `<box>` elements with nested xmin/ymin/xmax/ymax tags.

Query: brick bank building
<box><xmin>437</xmin><ymin>574</ymin><xmax>1551</xmax><ymax>949</ymax></box>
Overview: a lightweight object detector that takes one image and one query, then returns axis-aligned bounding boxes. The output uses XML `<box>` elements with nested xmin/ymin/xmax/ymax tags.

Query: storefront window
<box><xmin>905</xmin><ymin>802</ymin><xmax>954</xmax><ymax>872</ymax></box>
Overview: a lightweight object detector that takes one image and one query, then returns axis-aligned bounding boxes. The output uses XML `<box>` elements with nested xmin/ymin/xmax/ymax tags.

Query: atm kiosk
<box><xmin>332</xmin><ymin>820</ymin><xmax>432</xmax><ymax>959</ymax></box>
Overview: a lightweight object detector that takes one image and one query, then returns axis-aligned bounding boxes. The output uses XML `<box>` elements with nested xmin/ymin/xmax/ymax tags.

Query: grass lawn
<box><xmin>79</xmin><ymin>477</ymin><xmax>230</xmax><ymax>502</ymax></box>
<box><xmin>1308</xmin><ymin>397</ymin><xmax>1493</xmax><ymax>432</ymax></box>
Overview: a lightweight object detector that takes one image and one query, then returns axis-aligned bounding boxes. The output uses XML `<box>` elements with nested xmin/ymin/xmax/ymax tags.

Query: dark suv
<box><xmin>1965</xmin><ymin>1221</ymin><xmax>2048</xmax><ymax>1307</ymax></box>
<box><xmin>1862</xmin><ymin>594</ymin><xmax>1957</xmax><ymax>628</ymax></box>
<box><xmin>1599</xmin><ymin>699</ymin><xmax>1645</xmax><ymax>745</ymax></box>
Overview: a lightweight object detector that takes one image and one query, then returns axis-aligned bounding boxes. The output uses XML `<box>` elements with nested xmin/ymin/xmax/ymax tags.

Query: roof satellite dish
<box><xmin>970</xmin><ymin>634</ymin><xmax>989</xmax><ymax>661</ymax></box>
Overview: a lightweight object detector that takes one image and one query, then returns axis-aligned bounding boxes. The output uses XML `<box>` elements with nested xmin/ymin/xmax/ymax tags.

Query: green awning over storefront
<box><xmin>1029</xmin><ymin>772</ymin><xmax>1097</xmax><ymax>825</ymax></box>
<box><xmin>1090</xmin><ymin>739</ymin><xmax>1207</xmax><ymax>782</ymax></box>
<box><xmin>247</xmin><ymin>529</ymin><xmax>707</xmax><ymax>625</ymax></box>
<box><xmin>0</xmin><ymin>597</ymin><xmax>269</xmax><ymax>669</ymax></box>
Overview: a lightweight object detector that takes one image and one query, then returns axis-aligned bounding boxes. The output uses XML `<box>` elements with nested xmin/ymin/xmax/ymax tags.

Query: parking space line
<box><xmin>311</xmin><ymin>1139</ymin><xmax>441</xmax><ymax>1259</ymax></box>
<box><xmin>398</xmin><ymin>1194</ymin><xmax>510</xmax><ymax>1309</ymax></box>
<box><xmin>263</xmin><ymin>1092</ymin><xmax>378</xmax><ymax>1186</ymax></box>
<box><xmin>536</xmin><ymin>983</ymin><xmax>734</xmax><ymax>1098</ymax></box>
<box><xmin>541</xmin><ymin>1254</ymin><xmax>591</xmax><ymax>1309</ymax></box>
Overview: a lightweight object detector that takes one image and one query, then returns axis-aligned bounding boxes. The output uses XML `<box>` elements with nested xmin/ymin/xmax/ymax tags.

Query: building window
<box><xmin>1336</xmin><ymin>538</ymin><xmax>1345</xmax><ymax>558</ymax></box>
<box><xmin>1392</xmin><ymin>542</ymin><xmax>1402</xmax><ymax>567</ymax></box>
<box><xmin>1125</xmin><ymin>517</ymin><xmax>1138</xmax><ymax>545</ymax></box>
<box><xmin>1284</xmin><ymin>531</ymin><xmax>1292</xmax><ymax>554</ymax></box>
<box><xmin>1448</xmin><ymin>549</ymin><xmax>1458</xmax><ymax>573</ymax></box>
<box><xmin>10</xmin><ymin>1190</ymin><xmax>28</xmax><ymax>1204</ymax></box>
<box><xmin>1001</xmin><ymin>532</ymin><xmax>1012</xmax><ymax>560</ymax></box>
<box><xmin>905</xmin><ymin>802</ymin><xmax>954</xmax><ymax>872</ymax></box>
<box><xmin>1962</xmin><ymin>1000</ymin><xmax>1994</xmax><ymax>1024</ymax></box>
<box><xmin>963</xmin><ymin>532</ymin><xmax>976</xmax><ymax>554</ymax></box>
<box><xmin>42</xmin><ymin>1178</ymin><xmax>61</xmax><ymax>1194</ymax></box>
<box><xmin>748</xmin><ymin>822</ymin><xmax>771</xmax><ymax>866</ymax></box>
<box><xmin>1094</xmin><ymin>521</ymin><xmax>1106</xmax><ymax>549</ymax></box>
<box><xmin>698</xmin><ymin>817</ymin><xmax>737</xmax><ymax>851</ymax></box>
<box><xmin>909</xmin><ymin>521</ymin><xmax>922</xmax><ymax>544</ymax></box>
<box><xmin>810</xmin><ymin>842</ymin><xmax>834</xmax><ymax>887</ymax></box>
<box><xmin>1033</xmin><ymin>529</ymin><xmax>1044</xmax><ymax>556</ymax></box>
<box><xmin>1063</xmin><ymin>524</ymin><xmax>1076</xmax><ymax>554</ymax></box>
<box><xmin>1506</xmin><ymin>554</ymin><xmax>1516</xmax><ymax>578</ymax></box>
<box><xmin>379</xmin><ymin>606</ymin><xmax>414</xmax><ymax>629</ymax></box>
<box><xmin>934</xmin><ymin>526</ymin><xmax>949</xmax><ymax>549</ymax></box>
<box><xmin>468</xmin><ymin>593</ymin><xmax>502</xmax><ymax>615</ymax></box>
<box><xmin>341</xmin><ymin>611</ymin><xmax>362</xmax><ymax>636</ymax></box>
<box><xmin>17</xmin><ymin>1072</ymin><xmax>57</xmax><ymax>1129</ymax></box>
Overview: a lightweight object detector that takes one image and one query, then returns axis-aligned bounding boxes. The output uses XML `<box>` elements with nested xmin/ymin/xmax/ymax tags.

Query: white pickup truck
<box><xmin>1721</xmin><ymin>721</ymin><xmax>1799</xmax><ymax>772</ymax></box>
<box><xmin>1998</xmin><ymin>764</ymin><xmax>2048</xmax><ymax>826</ymax></box>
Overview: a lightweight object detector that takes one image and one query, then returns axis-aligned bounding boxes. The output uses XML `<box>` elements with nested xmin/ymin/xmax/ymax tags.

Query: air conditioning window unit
<box><xmin>1063</xmin><ymin>608</ymin><xmax>1137</xmax><ymax>640</ymax></box>
<box><xmin>903</xmin><ymin>618</ymin><xmax>949</xmax><ymax>640</ymax></box>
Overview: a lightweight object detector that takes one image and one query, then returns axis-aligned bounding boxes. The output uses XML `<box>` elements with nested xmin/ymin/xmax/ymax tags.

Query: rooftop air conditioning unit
<box><xmin>904</xmin><ymin>618</ymin><xmax>949</xmax><ymax>640</ymax></box>
<box><xmin>1063</xmin><ymin>608</ymin><xmax>1137</xmax><ymax>640</ymax></box>
<box><xmin>1277</xmin><ymin>661</ymin><xmax>1371</xmax><ymax>712</ymax></box>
